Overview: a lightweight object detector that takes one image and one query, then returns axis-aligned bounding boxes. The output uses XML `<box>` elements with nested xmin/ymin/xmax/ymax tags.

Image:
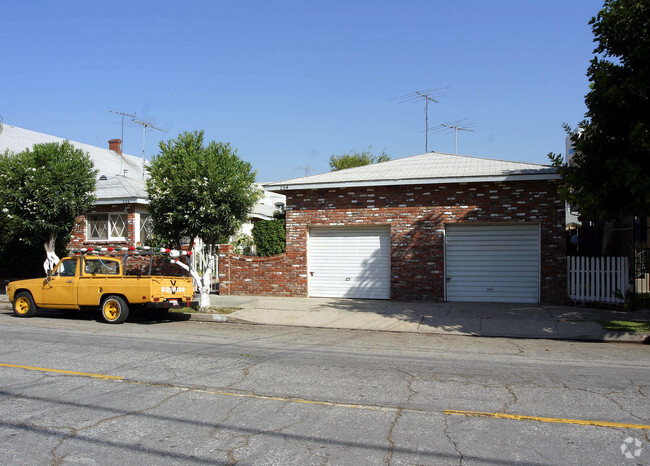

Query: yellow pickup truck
<box><xmin>6</xmin><ymin>255</ymin><xmax>197</xmax><ymax>324</ymax></box>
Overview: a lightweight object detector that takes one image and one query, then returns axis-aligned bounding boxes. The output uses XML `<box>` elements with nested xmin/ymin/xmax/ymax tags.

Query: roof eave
<box><xmin>264</xmin><ymin>173</ymin><xmax>561</xmax><ymax>192</ymax></box>
<box><xmin>94</xmin><ymin>197</ymin><xmax>150</xmax><ymax>206</ymax></box>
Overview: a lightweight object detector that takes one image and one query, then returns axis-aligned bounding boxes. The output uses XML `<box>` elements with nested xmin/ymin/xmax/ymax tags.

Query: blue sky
<box><xmin>2</xmin><ymin>1</ymin><xmax>601</xmax><ymax>182</ymax></box>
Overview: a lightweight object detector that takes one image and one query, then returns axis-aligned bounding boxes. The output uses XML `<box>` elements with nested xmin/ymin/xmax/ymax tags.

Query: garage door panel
<box><xmin>309</xmin><ymin>227</ymin><xmax>390</xmax><ymax>299</ymax></box>
<box><xmin>446</xmin><ymin>224</ymin><xmax>540</xmax><ymax>303</ymax></box>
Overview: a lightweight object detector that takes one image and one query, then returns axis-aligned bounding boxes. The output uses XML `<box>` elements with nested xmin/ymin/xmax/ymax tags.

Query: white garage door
<box><xmin>309</xmin><ymin>227</ymin><xmax>391</xmax><ymax>299</ymax></box>
<box><xmin>445</xmin><ymin>224</ymin><xmax>540</xmax><ymax>303</ymax></box>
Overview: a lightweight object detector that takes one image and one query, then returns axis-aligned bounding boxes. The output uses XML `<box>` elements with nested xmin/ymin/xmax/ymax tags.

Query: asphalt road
<box><xmin>0</xmin><ymin>308</ymin><xmax>648</xmax><ymax>465</ymax></box>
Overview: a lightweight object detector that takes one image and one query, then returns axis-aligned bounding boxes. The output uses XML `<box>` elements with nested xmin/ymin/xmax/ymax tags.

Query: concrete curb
<box><xmin>598</xmin><ymin>331</ymin><xmax>650</xmax><ymax>343</ymax></box>
<box><xmin>169</xmin><ymin>311</ymin><xmax>650</xmax><ymax>343</ymax></box>
<box><xmin>169</xmin><ymin>312</ymin><xmax>247</xmax><ymax>323</ymax></box>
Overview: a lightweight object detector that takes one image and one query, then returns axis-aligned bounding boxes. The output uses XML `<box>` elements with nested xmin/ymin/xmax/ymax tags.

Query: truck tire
<box><xmin>101</xmin><ymin>295</ymin><xmax>129</xmax><ymax>324</ymax></box>
<box><xmin>13</xmin><ymin>292</ymin><xmax>37</xmax><ymax>318</ymax></box>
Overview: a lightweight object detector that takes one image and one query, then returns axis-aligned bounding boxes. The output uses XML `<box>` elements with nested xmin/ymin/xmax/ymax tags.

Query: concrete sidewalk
<box><xmin>201</xmin><ymin>294</ymin><xmax>650</xmax><ymax>342</ymax></box>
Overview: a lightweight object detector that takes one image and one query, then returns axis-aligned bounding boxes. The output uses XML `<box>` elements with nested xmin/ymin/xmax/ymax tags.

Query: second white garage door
<box><xmin>308</xmin><ymin>226</ymin><xmax>391</xmax><ymax>299</ymax></box>
<box><xmin>445</xmin><ymin>224</ymin><xmax>540</xmax><ymax>303</ymax></box>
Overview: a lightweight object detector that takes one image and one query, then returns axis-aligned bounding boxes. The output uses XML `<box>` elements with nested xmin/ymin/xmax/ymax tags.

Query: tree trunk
<box><xmin>43</xmin><ymin>234</ymin><xmax>60</xmax><ymax>274</ymax></box>
<box><xmin>171</xmin><ymin>254</ymin><xmax>212</xmax><ymax>311</ymax></box>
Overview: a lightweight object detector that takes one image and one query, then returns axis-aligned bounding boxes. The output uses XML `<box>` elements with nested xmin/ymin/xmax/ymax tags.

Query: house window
<box><xmin>140</xmin><ymin>213</ymin><xmax>153</xmax><ymax>244</ymax></box>
<box><xmin>87</xmin><ymin>213</ymin><xmax>128</xmax><ymax>241</ymax></box>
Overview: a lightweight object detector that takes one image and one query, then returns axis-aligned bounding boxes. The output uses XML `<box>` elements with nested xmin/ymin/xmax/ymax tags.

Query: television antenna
<box><xmin>299</xmin><ymin>166</ymin><xmax>312</xmax><ymax>176</ymax></box>
<box><xmin>391</xmin><ymin>88</ymin><xmax>447</xmax><ymax>152</ymax></box>
<box><xmin>109</xmin><ymin>110</ymin><xmax>136</xmax><ymax>145</ymax></box>
<box><xmin>440</xmin><ymin>120</ymin><xmax>475</xmax><ymax>154</ymax></box>
<box><xmin>131</xmin><ymin>118</ymin><xmax>167</xmax><ymax>177</ymax></box>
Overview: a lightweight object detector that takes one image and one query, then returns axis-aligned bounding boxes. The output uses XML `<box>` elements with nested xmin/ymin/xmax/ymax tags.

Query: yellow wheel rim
<box><xmin>15</xmin><ymin>297</ymin><xmax>31</xmax><ymax>315</ymax></box>
<box><xmin>103</xmin><ymin>300</ymin><xmax>120</xmax><ymax>321</ymax></box>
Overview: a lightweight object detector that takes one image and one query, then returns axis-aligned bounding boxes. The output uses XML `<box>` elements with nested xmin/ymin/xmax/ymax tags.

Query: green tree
<box><xmin>550</xmin><ymin>0</ymin><xmax>650</xmax><ymax>220</ymax></box>
<box><xmin>0</xmin><ymin>142</ymin><xmax>97</xmax><ymax>272</ymax></box>
<box><xmin>146</xmin><ymin>130</ymin><xmax>261</xmax><ymax>308</ymax></box>
<box><xmin>146</xmin><ymin>130</ymin><xmax>261</xmax><ymax>248</ymax></box>
<box><xmin>329</xmin><ymin>147</ymin><xmax>390</xmax><ymax>171</ymax></box>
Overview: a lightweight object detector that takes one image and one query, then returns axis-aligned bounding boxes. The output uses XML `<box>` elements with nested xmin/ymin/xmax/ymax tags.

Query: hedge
<box><xmin>252</xmin><ymin>219</ymin><xmax>286</xmax><ymax>256</ymax></box>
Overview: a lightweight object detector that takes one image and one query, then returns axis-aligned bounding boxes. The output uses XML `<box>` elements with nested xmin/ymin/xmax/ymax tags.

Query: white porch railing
<box><xmin>567</xmin><ymin>256</ymin><xmax>629</xmax><ymax>304</ymax></box>
<box><xmin>191</xmin><ymin>243</ymin><xmax>219</xmax><ymax>293</ymax></box>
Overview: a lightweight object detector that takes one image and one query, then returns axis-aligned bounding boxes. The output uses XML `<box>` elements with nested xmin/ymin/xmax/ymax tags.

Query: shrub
<box><xmin>252</xmin><ymin>220</ymin><xmax>285</xmax><ymax>256</ymax></box>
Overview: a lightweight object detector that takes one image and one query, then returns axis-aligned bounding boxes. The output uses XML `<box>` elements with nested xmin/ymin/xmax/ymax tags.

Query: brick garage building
<box><xmin>218</xmin><ymin>152</ymin><xmax>567</xmax><ymax>304</ymax></box>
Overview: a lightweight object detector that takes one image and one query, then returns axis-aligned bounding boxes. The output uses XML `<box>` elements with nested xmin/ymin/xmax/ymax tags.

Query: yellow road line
<box><xmin>2</xmin><ymin>362</ymin><xmax>648</xmax><ymax>431</ymax></box>
<box><xmin>444</xmin><ymin>410</ymin><xmax>650</xmax><ymax>431</ymax></box>
<box><xmin>194</xmin><ymin>388</ymin><xmax>396</xmax><ymax>412</ymax></box>
<box><xmin>0</xmin><ymin>363</ymin><xmax>124</xmax><ymax>380</ymax></box>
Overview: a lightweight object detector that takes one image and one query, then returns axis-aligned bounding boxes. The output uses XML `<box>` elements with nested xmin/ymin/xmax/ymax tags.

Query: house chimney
<box><xmin>108</xmin><ymin>138</ymin><xmax>122</xmax><ymax>155</ymax></box>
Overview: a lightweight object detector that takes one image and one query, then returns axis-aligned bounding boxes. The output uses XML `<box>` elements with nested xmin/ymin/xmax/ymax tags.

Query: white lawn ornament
<box><xmin>43</xmin><ymin>251</ymin><xmax>60</xmax><ymax>274</ymax></box>
<box><xmin>43</xmin><ymin>236</ymin><xmax>60</xmax><ymax>274</ymax></box>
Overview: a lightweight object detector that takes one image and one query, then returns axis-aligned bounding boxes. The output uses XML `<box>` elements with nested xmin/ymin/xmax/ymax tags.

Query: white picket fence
<box><xmin>567</xmin><ymin>256</ymin><xmax>629</xmax><ymax>304</ymax></box>
<box><xmin>191</xmin><ymin>243</ymin><xmax>219</xmax><ymax>293</ymax></box>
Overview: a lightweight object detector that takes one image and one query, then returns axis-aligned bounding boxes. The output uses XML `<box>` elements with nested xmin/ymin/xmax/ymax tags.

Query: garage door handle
<box><xmin>310</xmin><ymin>272</ymin><xmax>314</xmax><ymax>276</ymax></box>
<box><xmin>446</xmin><ymin>277</ymin><xmax>452</xmax><ymax>281</ymax></box>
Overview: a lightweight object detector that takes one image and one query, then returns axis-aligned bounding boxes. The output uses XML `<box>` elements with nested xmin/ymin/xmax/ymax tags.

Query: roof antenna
<box><xmin>299</xmin><ymin>166</ymin><xmax>312</xmax><ymax>176</ymax></box>
<box><xmin>109</xmin><ymin>110</ymin><xmax>136</xmax><ymax>148</ymax></box>
<box><xmin>130</xmin><ymin>118</ymin><xmax>167</xmax><ymax>178</ymax></box>
<box><xmin>391</xmin><ymin>88</ymin><xmax>447</xmax><ymax>153</ymax></box>
<box><xmin>429</xmin><ymin>120</ymin><xmax>475</xmax><ymax>154</ymax></box>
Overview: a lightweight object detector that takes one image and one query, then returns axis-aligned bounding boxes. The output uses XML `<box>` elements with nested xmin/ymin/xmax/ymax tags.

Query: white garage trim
<box><xmin>445</xmin><ymin>224</ymin><xmax>540</xmax><ymax>303</ymax></box>
<box><xmin>308</xmin><ymin>226</ymin><xmax>391</xmax><ymax>299</ymax></box>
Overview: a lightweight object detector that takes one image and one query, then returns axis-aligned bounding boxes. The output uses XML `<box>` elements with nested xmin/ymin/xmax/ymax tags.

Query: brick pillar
<box><xmin>218</xmin><ymin>244</ymin><xmax>234</xmax><ymax>295</ymax></box>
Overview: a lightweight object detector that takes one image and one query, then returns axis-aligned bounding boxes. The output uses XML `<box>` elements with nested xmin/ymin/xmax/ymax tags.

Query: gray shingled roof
<box><xmin>0</xmin><ymin>124</ymin><xmax>285</xmax><ymax>218</ymax></box>
<box><xmin>0</xmin><ymin>124</ymin><xmax>148</xmax><ymax>203</ymax></box>
<box><xmin>265</xmin><ymin>152</ymin><xmax>558</xmax><ymax>191</ymax></box>
<box><xmin>95</xmin><ymin>175</ymin><xmax>149</xmax><ymax>205</ymax></box>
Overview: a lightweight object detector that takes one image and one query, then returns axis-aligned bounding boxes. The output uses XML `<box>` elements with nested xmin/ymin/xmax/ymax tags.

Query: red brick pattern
<box><xmin>217</xmin><ymin>245</ymin><xmax>305</xmax><ymax>296</ymax></box>
<box><xmin>218</xmin><ymin>180</ymin><xmax>566</xmax><ymax>304</ymax></box>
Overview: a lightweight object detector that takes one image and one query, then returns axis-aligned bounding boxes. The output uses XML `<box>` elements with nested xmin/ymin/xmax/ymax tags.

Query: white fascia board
<box><xmin>265</xmin><ymin>173</ymin><xmax>561</xmax><ymax>192</ymax></box>
<box><xmin>250</xmin><ymin>213</ymin><xmax>274</xmax><ymax>221</ymax></box>
<box><xmin>94</xmin><ymin>198</ymin><xmax>150</xmax><ymax>205</ymax></box>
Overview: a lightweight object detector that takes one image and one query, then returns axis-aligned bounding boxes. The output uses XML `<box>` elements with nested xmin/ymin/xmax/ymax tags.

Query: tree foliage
<box><xmin>146</xmin><ymin>130</ymin><xmax>261</xmax><ymax>248</ymax></box>
<box><xmin>551</xmin><ymin>0</ymin><xmax>650</xmax><ymax>220</ymax></box>
<box><xmin>0</xmin><ymin>142</ymin><xmax>97</xmax><ymax>259</ymax></box>
<box><xmin>252</xmin><ymin>219</ymin><xmax>286</xmax><ymax>256</ymax></box>
<box><xmin>329</xmin><ymin>147</ymin><xmax>390</xmax><ymax>171</ymax></box>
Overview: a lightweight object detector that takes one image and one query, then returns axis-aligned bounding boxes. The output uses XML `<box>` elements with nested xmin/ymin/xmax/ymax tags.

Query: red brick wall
<box><xmin>218</xmin><ymin>179</ymin><xmax>567</xmax><ymax>303</ymax></box>
<box><xmin>217</xmin><ymin>245</ymin><xmax>306</xmax><ymax>296</ymax></box>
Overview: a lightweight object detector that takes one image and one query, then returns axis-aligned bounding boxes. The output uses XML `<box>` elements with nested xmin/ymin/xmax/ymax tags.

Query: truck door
<box><xmin>41</xmin><ymin>258</ymin><xmax>78</xmax><ymax>308</ymax></box>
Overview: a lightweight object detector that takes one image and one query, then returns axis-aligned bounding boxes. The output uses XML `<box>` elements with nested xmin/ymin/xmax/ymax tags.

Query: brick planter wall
<box><xmin>216</xmin><ymin>179</ymin><xmax>567</xmax><ymax>304</ymax></box>
<box><xmin>217</xmin><ymin>245</ymin><xmax>306</xmax><ymax>296</ymax></box>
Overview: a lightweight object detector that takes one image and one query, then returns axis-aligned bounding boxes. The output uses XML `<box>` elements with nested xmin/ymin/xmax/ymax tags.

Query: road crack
<box><xmin>386</xmin><ymin>370</ymin><xmax>417</xmax><ymax>465</ymax></box>
<box><xmin>443</xmin><ymin>413</ymin><xmax>464</xmax><ymax>465</ymax></box>
<box><xmin>562</xmin><ymin>383</ymin><xmax>647</xmax><ymax>423</ymax></box>
<box><xmin>49</xmin><ymin>388</ymin><xmax>185</xmax><ymax>462</ymax></box>
<box><xmin>501</xmin><ymin>385</ymin><xmax>518</xmax><ymax>413</ymax></box>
